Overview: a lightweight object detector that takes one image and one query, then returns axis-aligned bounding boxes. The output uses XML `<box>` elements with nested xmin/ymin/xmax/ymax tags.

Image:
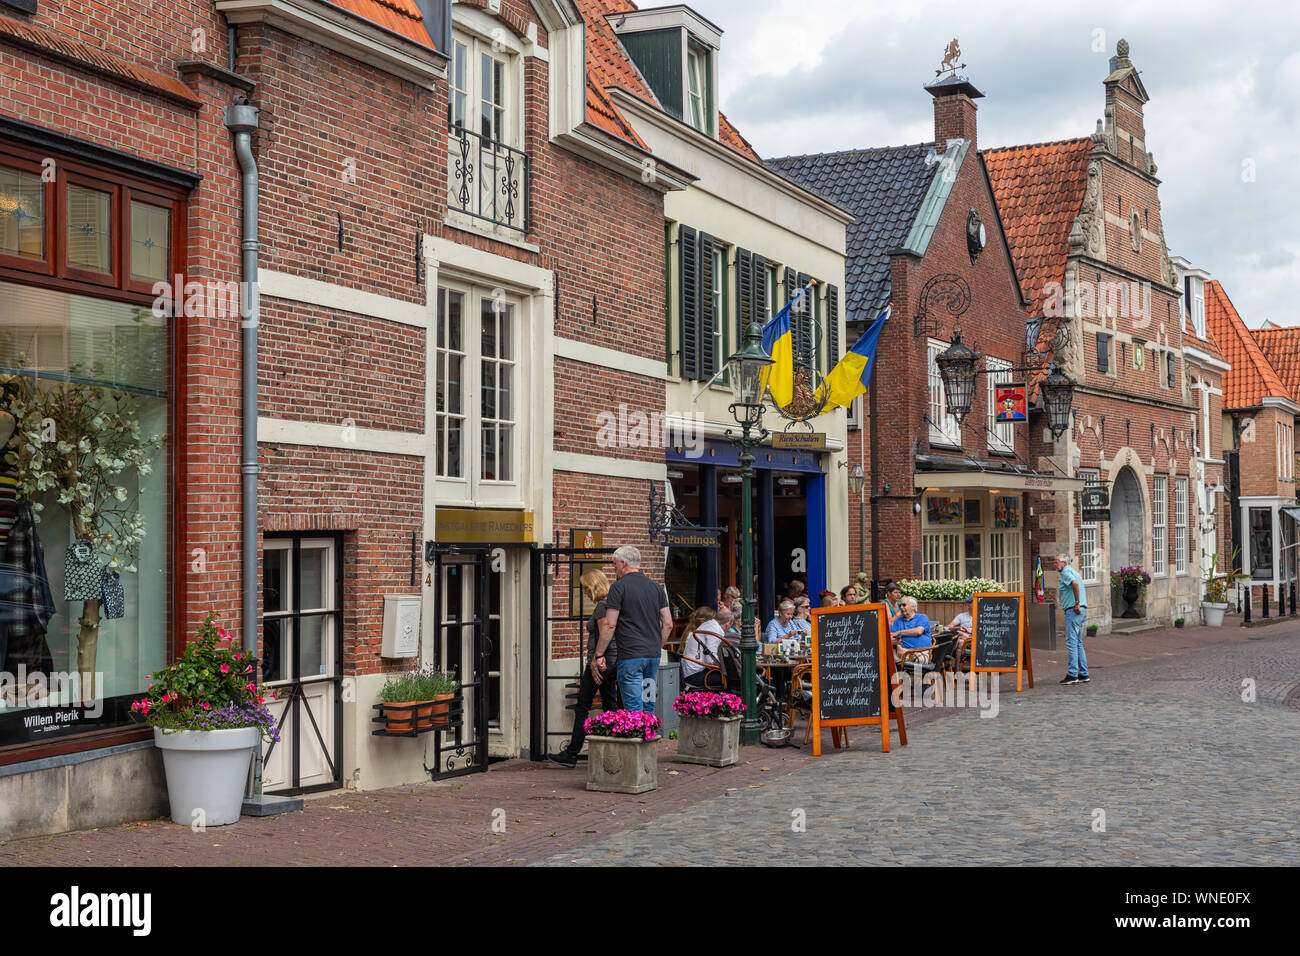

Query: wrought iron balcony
<box><xmin>447</xmin><ymin>125</ymin><xmax>529</xmax><ymax>234</ymax></box>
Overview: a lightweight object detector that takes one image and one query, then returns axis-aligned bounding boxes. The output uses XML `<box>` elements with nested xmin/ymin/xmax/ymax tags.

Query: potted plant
<box><xmin>1202</xmin><ymin>549</ymin><xmax>1247</xmax><ymax>627</ymax></box>
<box><xmin>1086</xmin><ymin>624</ymin><xmax>1099</xmax><ymax>637</ymax></box>
<box><xmin>131</xmin><ymin>612</ymin><xmax>278</xmax><ymax>826</ymax></box>
<box><xmin>672</xmin><ymin>691</ymin><xmax>746</xmax><ymax>767</ymax></box>
<box><xmin>378</xmin><ymin>669</ymin><xmax>456</xmax><ymax>733</ymax></box>
<box><xmin>1110</xmin><ymin>566</ymin><xmax>1151</xmax><ymax>618</ymax></box>
<box><xmin>583</xmin><ymin>710</ymin><xmax>661</xmax><ymax>794</ymax></box>
<box><xmin>1174</xmin><ymin>617</ymin><xmax>1185</xmax><ymax>629</ymax></box>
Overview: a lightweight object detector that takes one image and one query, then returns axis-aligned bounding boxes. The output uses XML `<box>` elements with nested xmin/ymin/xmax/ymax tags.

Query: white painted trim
<box><xmin>1182</xmin><ymin>344</ymin><xmax>1231</xmax><ymax>372</ymax></box>
<box><xmin>1261</xmin><ymin>395</ymin><xmax>1300</xmax><ymax>414</ymax></box>
<box><xmin>554</xmin><ymin>451</ymin><xmax>667</xmax><ymax>481</ymax></box>
<box><xmin>259</xmin><ymin>417</ymin><xmax>426</xmax><ymax>456</ymax></box>
<box><xmin>215</xmin><ymin>0</ymin><xmax>446</xmax><ymax>87</ymax></box>
<box><xmin>443</xmin><ymin>211</ymin><xmax>540</xmax><ymax>252</ymax></box>
<box><xmin>454</xmin><ymin>5</ymin><xmax>523</xmax><ymax>52</ymax></box>
<box><xmin>553</xmin><ymin>337</ymin><xmax>668</xmax><ymax>380</ymax></box>
<box><xmin>259</xmin><ymin>269</ymin><xmax>428</xmax><ymax>327</ymax></box>
<box><xmin>424</xmin><ymin>234</ymin><xmax>552</xmax><ymax>292</ymax></box>
<box><xmin>552</xmin><ymin>126</ymin><xmax>692</xmax><ymax>192</ymax></box>
<box><xmin>661</xmin><ymin>413</ymin><xmax>844</xmax><ymax>451</ymax></box>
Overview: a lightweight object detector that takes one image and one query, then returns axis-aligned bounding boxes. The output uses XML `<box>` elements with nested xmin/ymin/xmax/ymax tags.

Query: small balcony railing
<box><xmin>447</xmin><ymin>125</ymin><xmax>529</xmax><ymax>234</ymax></box>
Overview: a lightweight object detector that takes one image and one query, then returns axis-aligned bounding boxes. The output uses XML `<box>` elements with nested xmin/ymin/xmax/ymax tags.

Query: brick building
<box><xmin>771</xmin><ymin>73</ymin><xmax>1082</xmax><ymax>599</ymax></box>
<box><xmin>0</xmin><ymin>0</ymin><xmax>690</xmax><ymax>836</ymax></box>
<box><xmin>1203</xmin><ymin>280</ymin><xmax>1300</xmax><ymax>607</ymax></box>
<box><xmin>987</xmin><ymin>40</ymin><xmax>1203</xmax><ymax>632</ymax></box>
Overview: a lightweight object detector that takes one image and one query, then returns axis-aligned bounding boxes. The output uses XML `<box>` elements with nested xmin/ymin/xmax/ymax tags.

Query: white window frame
<box><xmin>434</xmin><ymin>282</ymin><xmax>524</xmax><ymax>506</ymax></box>
<box><xmin>1079</xmin><ymin>468</ymin><xmax>1101</xmax><ymax>583</ymax></box>
<box><xmin>922</xmin><ymin>531</ymin><xmax>961</xmax><ymax>581</ymax></box>
<box><xmin>1191</xmin><ymin>278</ymin><xmax>1206</xmax><ymax>340</ymax></box>
<box><xmin>986</xmin><ymin>356</ymin><xmax>1014</xmax><ymax>454</ymax></box>
<box><xmin>686</xmin><ymin>43</ymin><xmax>707</xmax><ymax>133</ymax></box>
<box><xmin>927</xmin><ymin>338</ymin><xmax>961</xmax><ymax>447</ymax></box>
<box><xmin>1278</xmin><ymin>422</ymin><xmax>1294</xmax><ymax>480</ymax></box>
<box><xmin>1175</xmin><ymin>475</ymin><xmax>1188</xmax><ymax>574</ymax></box>
<box><xmin>989</xmin><ymin>529</ymin><xmax>1022</xmax><ymax>593</ymax></box>
<box><xmin>449</xmin><ymin>23</ymin><xmax>521</xmax><ymax>148</ymax></box>
<box><xmin>1152</xmin><ymin>475</ymin><xmax>1167</xmax><ymax>577</ymax></box>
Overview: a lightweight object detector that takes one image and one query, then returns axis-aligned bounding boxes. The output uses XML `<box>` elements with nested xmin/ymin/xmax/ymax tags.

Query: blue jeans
<box><xmin>1065</xmin><ymin>607</ymin><xmax>1089</xmax><ymax>677</ymax></box>
<box><xmin>616</xmin><ymin>657</ymin><xmax>660</xmax><ymax>713</ymax></box>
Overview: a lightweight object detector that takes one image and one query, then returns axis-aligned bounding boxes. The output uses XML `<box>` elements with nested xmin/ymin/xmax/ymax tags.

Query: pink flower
<box><xmin>201</xmin><ymin>702</ymin><xmax>210</xmax><ymax>710</ymax></box>
<box><xmin>245</xmin><ymin>665</ymin><xmax>253</xmax><ymax>673</ymax></box>
<box><xmin>233</xmin><ymin>652</ymin><xmax>242</xmax><ymax>660</ymax></box>
<box><xmin>219</xmin><ymin>664</ymin><xmax>230</xmax><ymax>674</ymax></box>
<box><xmin>246</xmin><ymin>682</ymin><xmax>256</xmax><ymax>693</ymax></box>
<box><xmin>219</xmin><ymin>629</ymin><xmax>231</xmax><ymax>640</ymax></box>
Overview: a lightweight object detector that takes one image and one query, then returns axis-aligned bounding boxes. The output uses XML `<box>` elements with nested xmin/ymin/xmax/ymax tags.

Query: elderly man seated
<box><xmin>889</xmin><ymin>596</ymin><xmax>933</xmax><ymax>662</ymax></box>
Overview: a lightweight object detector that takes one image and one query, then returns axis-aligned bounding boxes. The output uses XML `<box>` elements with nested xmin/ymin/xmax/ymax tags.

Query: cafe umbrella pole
<box><xmin>726</xmin><ymin>321</ymin><xmax>774</xmax><ymax>746</ymax></box>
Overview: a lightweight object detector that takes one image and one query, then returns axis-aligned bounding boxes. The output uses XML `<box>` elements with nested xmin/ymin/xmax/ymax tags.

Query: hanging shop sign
<box><xmin>1081</xmin><ymin>487</ymin><xmax>1110</xmax><ymax>510</ymax></box>
<box><xmin>1082</xmin><ymin>509</ymin><xmax>1111</xmax><ymax>523</ymax></box>
<box><xmin>994</xmin><ymin>382</ymin><xmax>1028</xmax><ymax>422</ymax></box>
<box><xmin>663</xmin><ymin>527</ymin><xmax>721</xmax><ymax>548</ymax></box>
<box><xmin>570</xmin><ymin>527</ymin><xmax>603</xmax><ymax>586</ymax></box>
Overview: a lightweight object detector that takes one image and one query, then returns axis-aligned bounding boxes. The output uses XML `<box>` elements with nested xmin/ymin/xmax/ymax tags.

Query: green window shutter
<box><xmin>698</xmin><ymin>232</ymin><xmax>717</xmax><ymax>379</ymax></box>
<box><xmin>827</xmin><ymin>283</ymin><xmax>840</xmax><ymax>367</ymax></box>
<box><xmin>796</xmin><ymin>271</ymin><xmax>813</xmax><ymax>370</ymax></box>
<box><xmin>736</xmin><ymin>248</ymin><xmax>753</xmax><ymax>345</ymax></box>
<box><xmin>679</xmin><ymin>225</ymin><xmax>698</xmax><ymax>379</ymax></box>
<box><xmin>752</xmin><ymin>254</ymin><xmax>768</xmax><ymax>322</ymax></box>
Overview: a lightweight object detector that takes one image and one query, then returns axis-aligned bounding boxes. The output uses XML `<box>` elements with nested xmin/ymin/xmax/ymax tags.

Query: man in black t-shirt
<box><xmin>593</xmin><ymin>545</ymin><xmax>672</xmax><ymax>713</ymax></box>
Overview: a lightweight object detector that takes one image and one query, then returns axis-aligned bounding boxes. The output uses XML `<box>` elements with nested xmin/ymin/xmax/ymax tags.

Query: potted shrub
<box><xmin>1086</xmin><ymin>624</ymin><xmax>1098</xmax><ymax>637</ymax></box>
<box><xmin>583</xmin><ymin>710</ymin><xmax>661</xmax><ymax>794</ymax></box>
<box><xmin>132</xmin><ymin>613</ymin><xmax>279</xmax><ymax>827</ymax></box>
<box><xmin>378</xmin><ymin>669</ymin><xmax>456</xmax><ymax>733</ymax></box>
<box><xmin>1174</xmin><ymin>617</ymin><xmax>1185</xmax><ymax>629</ymax></box>
<box><xmin>1110</xmin><ymin>566</ymin><xmax>1151</xmax><ymax>618</ymax></box>
<box><xmin>672</xmin><ymin>691</ymin><xmax>746</xmax><ymax>767</ymax></box>
<box><xmin>1202</xmin><ymin>549</ymin><xmax>1247</xmax><ymax>627</ymax></box>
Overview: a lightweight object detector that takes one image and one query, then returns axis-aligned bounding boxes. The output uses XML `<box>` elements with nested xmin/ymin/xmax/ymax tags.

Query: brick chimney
<box><xmin>925</xmin><ymin>74</ymin><xmax>984</xmax><ymax>154</ymax></box>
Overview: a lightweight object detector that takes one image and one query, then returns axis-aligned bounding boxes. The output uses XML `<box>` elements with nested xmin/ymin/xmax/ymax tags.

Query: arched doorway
<box><xmin>1109</xmin><ymin>466</ymin><xmax>1145</xmax><ymax>604</ymax></box>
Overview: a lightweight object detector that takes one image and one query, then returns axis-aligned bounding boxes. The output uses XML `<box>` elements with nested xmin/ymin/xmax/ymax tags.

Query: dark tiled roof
<box><xmin>765</xmin><ymin>145</ymin><xmax>937</xmax><ymax>321</ymax></box>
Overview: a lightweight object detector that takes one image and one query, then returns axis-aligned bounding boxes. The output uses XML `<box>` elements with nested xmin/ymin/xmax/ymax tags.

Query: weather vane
<box><xmin>937</xmin><ymin>38</ymin><xmax>965</xmax><ymax>77</ymax></box>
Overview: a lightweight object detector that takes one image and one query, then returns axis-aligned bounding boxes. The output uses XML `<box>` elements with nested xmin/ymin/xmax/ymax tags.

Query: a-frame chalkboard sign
<box><xmin>809</xmin><ymin>603</ymin><xmax>907</xmax><ymax>754</ymax></box>
<box><xmin>969</xmin><ymin>592</ymin><xmax>1035</xmax><ymax>691</ymax></box>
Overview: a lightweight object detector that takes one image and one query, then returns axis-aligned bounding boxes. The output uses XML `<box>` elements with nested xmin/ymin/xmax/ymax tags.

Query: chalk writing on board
<box><xmin>974</xmin><ymin>595</ymin><xmax>1020</xmax><ymax>669</ymax></box>
<box><xmin>816</xmin><ymin>609</ymin><xmax>882</xmax><ymax>720</ymax></box>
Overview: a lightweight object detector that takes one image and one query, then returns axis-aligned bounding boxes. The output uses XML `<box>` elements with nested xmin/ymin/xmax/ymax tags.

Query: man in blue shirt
<box><xmin>890</xmin><ymin>596</ymin><xmax>932</xmax><ymax>660</ymax></box>
<box><xmin>1055</xmin><ymin>552</ymin><xmax>1090</xmax><ymax>684</ymax></box>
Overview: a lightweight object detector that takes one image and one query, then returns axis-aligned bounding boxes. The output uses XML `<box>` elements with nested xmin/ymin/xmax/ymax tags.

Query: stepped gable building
<box><xmin>1202</xmin><ymin>281</ymin><xmax>1300</xmax><ymax>602</ymax></box>
<box><xmin>771</xmin><ymin>69</ymin><xmax>1082</xmax><ymax>600</ymax></box>
<box><xmin>987</xmin><ymin>39</ymin><xmax>1203</xmax><ymax>632</ymax></box>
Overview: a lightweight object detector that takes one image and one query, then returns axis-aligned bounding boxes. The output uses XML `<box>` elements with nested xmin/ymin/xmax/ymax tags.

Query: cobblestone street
<box><xmin>1</xmin><ymin>621</ymin><xmax>1296</xmax><ymax>867</ymax></box>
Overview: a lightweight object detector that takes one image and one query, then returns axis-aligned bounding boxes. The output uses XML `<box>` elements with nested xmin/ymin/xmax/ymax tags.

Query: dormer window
<box><xmin>686</xmin><ymin>42</ymin><xmax>707</xmax><ymax>132</ymax></box>
<box><xmin>1190</xmin><ymin>277</ymin><xmax>1206</xmax><ymax>340</ymax></box>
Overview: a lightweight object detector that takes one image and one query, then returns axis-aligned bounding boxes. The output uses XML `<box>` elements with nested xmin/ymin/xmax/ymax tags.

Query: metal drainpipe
<box><xmin>225</xmin><ymin>97</ymin><xmax>261</xmax><ymax>795</ymax></box>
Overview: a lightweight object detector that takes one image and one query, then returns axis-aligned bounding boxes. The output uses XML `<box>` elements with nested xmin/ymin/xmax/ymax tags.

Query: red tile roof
<box><xmin>327</xmin><ymin>0</ymin><xmax>436</xmax><ymax>51</ymax></box>
<box><xmin>720</xmin><ymin>112</ymin><xmax>761</xmax><ymax>162</ymax></box>
<box><xmin>1204</xmin><ymin>280</ymin><xmax>1291</xmax><ymax>408</ymax></box>
<box><xmin>1251</xmin><ymin>326</ymin><xmax>1300</xmax><ymax>405</ymax></box>
<box><xmin>983</xmin><ymin>139</ymin><xmax>1093</xmax><ymax>313</ymax></box>
<box><xmin>586</xmin><ymin>80</ymin><xmax>649</xmax><ymax>148</ymax></box>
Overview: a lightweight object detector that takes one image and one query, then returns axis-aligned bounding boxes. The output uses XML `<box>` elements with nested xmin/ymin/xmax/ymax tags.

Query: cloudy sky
<box><xmin>692</xmin><ymin>0</ymin><xmax>1299</xmax><ymax>327</ymax></box>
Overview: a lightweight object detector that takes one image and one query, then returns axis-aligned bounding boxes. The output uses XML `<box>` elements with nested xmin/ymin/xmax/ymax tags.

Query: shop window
<box><xmin>922</xmin><ymin>532</ymin><xmax>960</xmax><ymax>581</ymax></box>
<box><xmin>1175</xmin><ymin>476</ymin><xmax>1188</xmax><ymax>573</ymax></box>
<box><xmin>129</xmin><ymin>200</ymin><xmax>171</xmax><ymax>284</ymax></box>
<box><xmin>1152</xmin><ymin>475</ymin><xmax>1167</xmax><ymax>576</ymax></box>
<box><xmin>990</xmin><ymin>529</ymin><xmax>1022</xmax><ymax>593</ymax></box>
<box><xmin>1079</xmin><ymin>468</ymin><xmax>1101</xmax><ymax>583</ymax></box>
<box><xmin>0</xmin><ymin>165</ymin><xmax>46</xmax><ymax>261</ymax></box>
<box><xmin>0</xmin><ymin>280</ymin><xmax>170</xmax><ymax>746</ymax></box>
<box><xmin>1249</xmin><ymin>507</ymin><xmax>1273</xmax><ymax>579</ymax></box>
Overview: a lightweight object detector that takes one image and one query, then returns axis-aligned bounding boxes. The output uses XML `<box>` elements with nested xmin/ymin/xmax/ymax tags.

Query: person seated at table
<box><xmin>839</xmin><ymin>585</ymin><xmax>856</xmax><ymax>605</ymax></box>
<box><xmin>948</xmin><ymin>608</ymin><xmax>973</xmax><ymax>659</ymax></box>
<box><xmin>716</xmin><ymin>606</ymin><xmax>741</xmax><ymax>647</ymax></box>
<box><xmin>765</xmin><ymin>600</ymin><xmax>801</xmax><ymax>644</ymax></box>
<box><xmin>819</xmin><ymin>589</ymin><xmax>839</xmax><ymax>607</ymax></box>
<box><xmin>730</xmin><ymin>599</ymin><xmax>761</xmax><ymax>644</ymax></box>
<box><xmin>890</xmin><ymin>596</ymin><xmax>932</xmax><ymax>662</ymax></box>
<box><xmin>681</xmin><ymin>606</ymin><xmax>727</xmax><ymax>689</ymax></box>
<box><xmin>790</xmin><ymin>596</ymin><xmax>812</xmax><ymax>639</ymax></box>
<box><xmin>883</xmin><ymin>581</ymin><xmax>904</xmax><ymax>626</ymax></box>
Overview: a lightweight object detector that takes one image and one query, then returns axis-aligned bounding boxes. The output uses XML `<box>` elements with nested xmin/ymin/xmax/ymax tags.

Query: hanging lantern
<box><xmin>935</xmin><ymin>327</ymin><xmax>979</xmax><ymax>423</ymax></box>
<box><xmin>1041</xmin><ymin>363</ymin><xmax>1076</xmax><ymax>438</ymax></box>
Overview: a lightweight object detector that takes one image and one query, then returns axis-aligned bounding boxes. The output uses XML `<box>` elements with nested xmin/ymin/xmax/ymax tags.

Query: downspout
<box><xmin>225</xmin><ymin>97</ymin><xmax>262</xmax><ymax>794</ymax></box>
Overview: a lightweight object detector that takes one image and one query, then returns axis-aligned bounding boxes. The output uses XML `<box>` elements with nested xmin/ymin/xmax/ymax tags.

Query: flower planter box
<box><xmin>380</xmin><ymin>700</ymin><xmax>436</xmax><ymax>734</ymax></box>
<box><xmin>1201</xmin><ymin>602</ymin><xmax>1228</xmax><ymax>627</ymax></box>
<box><xmin>585</xmin><ymin>735</ymin><xmax>658</xmax><ymax>794</ymax></box>
<box><xmin>154</xmin><ymin>726</ymin><xmax>259</xmax><ymax>827</ymax></box>
<box><xmin>675</xmin><ymin>713</ymin><xmax>742</xmax><ymax>767</ymax></box>
<box><xmin>915</xmin><ymin>601</ymin><xmax>969</xmax><ymax>628</ymax></box>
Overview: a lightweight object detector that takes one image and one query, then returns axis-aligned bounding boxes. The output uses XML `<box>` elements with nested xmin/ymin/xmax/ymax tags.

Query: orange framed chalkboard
<box><xmin>969</xmin><ymin>592</ymin><xmax>1034</xmax><ymax>691</ymax></box>
<box><xmin>809</xmin><ymin>603</ymin><xmax>906</xmax><ymax>754</ymax></box>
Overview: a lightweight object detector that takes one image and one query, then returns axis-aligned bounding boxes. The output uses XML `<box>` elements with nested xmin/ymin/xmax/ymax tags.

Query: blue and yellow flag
<box><xmin>818</xmin><ymin>305</ymin><xmax>889</xmax><ymax>409</ymax></box>
<box><xmin>760</xmin><ymin>296</ymin><xmax>798</xmax><ymax>408</ymax></box>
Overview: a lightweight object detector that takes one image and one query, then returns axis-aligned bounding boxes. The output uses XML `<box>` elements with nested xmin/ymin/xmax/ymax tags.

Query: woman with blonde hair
<box><xmin>548</xmin><ymin>567</ymin><xmax>620</xmax><ymax>767</ymax></box>
<box><xmin>681</xmin><ymin>605</ymin><xmax>727</xmax><ymax>690</ymax></box>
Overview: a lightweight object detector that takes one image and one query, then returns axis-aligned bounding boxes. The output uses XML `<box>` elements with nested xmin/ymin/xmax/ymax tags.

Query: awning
<box><xmin>1281</xmin><ymin>506</ymin><xmax>1300</xmax><ymax>524</ymax></box>
<box><xmin>915</xmin><ymin>470</ymin><xmax>1085</xmax><ymax>493</ymax></box>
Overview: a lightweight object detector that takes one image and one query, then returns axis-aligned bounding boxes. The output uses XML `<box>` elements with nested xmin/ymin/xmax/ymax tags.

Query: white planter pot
<box><xmin>675</xmin><ymin>714</ymin><xmax>742</xmax><ymax>767</ymax></box>
<box><xmin>1201</xmin><ymin>602</ymin><xmax>1228</xmax><ymax>627</ymax></box>
<box><xmin>154</xmin><ymin>726</ymin><xmax>259</xmax><ymax>826</ymax></box>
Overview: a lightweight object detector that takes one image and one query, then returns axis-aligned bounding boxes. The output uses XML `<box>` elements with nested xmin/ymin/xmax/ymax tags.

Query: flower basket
<box><xmin>378</xmin><ymin>670</ymin><xmax>458</xmax><ymax>734</ymax></box>
<box><xmin>583</xmin><ymin>710</ymin><xmax>660</xmax><ymax>794</ymax></box>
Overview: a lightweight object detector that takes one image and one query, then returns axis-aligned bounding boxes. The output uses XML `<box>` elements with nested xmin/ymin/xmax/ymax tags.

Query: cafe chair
<box><xmin>678</xmin><ymin>654</ymin><xmax>727</xmax><ymax>690</ymax></box>
<box><xmin>898</xmin><ymin>637</ymin><xmax>959</xmax><ymax>704</ymax></box>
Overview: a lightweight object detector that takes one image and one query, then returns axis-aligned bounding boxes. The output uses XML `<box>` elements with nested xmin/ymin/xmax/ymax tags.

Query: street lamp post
<box><xmin>725</xmin><ymin>321</ymin><xmax>773</xmax><ymax>746</ymax></box>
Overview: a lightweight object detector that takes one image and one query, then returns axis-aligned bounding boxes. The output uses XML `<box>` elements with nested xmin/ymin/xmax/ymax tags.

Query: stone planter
<box><xmin>585</xmin><ymin>735</ymin><xmax>658</xmax><ymax>794</ymax></box>
<box><xmin>675</xmin><ymin>713</ymin><xmax>742</xmax><ymax>767</ymax></box>
<box><xmin>1201</xmin><ymin>602</ymin><xmax>1228</xmax><ymax>627</ymax></box>
<box><xmin>154</xmin><ymin>726</ymin><xmax>259</xmax><ymax>826</ymax></box>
